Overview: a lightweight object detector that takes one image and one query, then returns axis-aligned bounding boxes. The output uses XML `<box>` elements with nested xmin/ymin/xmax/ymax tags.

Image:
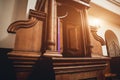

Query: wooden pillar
<box><xmin>44</xmin><ymin>0</ymin><xmax>62</xmax><ymax>57</ymax></box>
<box><xmin>46</xmin><ymin>0</ymin><xmax>57</xmax><ymax>51</ymax></box>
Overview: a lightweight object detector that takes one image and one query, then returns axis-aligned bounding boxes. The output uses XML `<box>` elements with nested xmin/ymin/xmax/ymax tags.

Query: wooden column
<box><xmin>46</xmin><ymin>0</ymin><xmax>57</xmax><ymax>51</ymax></box>
<box><xmin>44</xmin><ymin>0</ymin><xmax>62</xmax><ymax>57</ymax></box>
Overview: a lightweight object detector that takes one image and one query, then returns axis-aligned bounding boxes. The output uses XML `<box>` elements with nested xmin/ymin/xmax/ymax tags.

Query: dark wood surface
<box><xmin>53</xmin><ymin>57</ymin><xmax>110</xmax><ymax>80</ymax></box>
<box><xmin>110</xmin><ymin>57</ymin><xmax>120</xmax><ymax>74</ymax></box>
<box><xmin>8</xmin><ymin>53</ymin><xmax>110</xmax><ymax>80</ymax></box>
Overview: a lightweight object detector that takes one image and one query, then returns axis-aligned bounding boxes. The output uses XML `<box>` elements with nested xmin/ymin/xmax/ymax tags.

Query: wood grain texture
<box><xmin>6</xmin><ymin>0</ymin><xmax>111</xmax><ymax>80</ymax></box>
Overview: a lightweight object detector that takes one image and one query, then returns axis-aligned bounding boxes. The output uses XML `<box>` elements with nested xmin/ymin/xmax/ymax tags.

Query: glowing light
<box><xmin>94</xmin><ymin>19</ymin><xmax>101</xmax><ymax>27</ymax></box>
<box><xmin>89</xmin><ymin>18</ymin><xmax>101</xmax><ymax>28</ymax></box>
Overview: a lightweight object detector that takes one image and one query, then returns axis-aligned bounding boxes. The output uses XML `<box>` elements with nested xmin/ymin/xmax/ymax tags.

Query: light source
<box><xmin>89</xmin><ymin>18</ymin><xmax>101</xmax><ymax>30</ymax></box>
<box><xmin>89</xmin><ymin>18</ymin><xmax>105</xmax><ymax>45</ymax></box>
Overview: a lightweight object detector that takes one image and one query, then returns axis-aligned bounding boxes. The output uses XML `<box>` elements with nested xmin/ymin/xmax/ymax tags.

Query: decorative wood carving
<box><xmin>105</xmin><ymin>30</ymin><xmax>120</xmax><ymax>76</ymax></box>
<box><xmin>91</xmin><ymin>26</ymin><xmax>105</xmax><ymax>45</ymax></box>
<box><xmin>7</xmin><ymin>0</ymin><xmax>110</xmax><ymax>80</ymax></box>
<box><xmin>8</xmin><ymin>0</ymin><xmax>47</xmax><ymax>34</ymax></box>
<box><xmin>90</xmin><ymin>26</ymin><xmax>106</xmax><ymax>57</ymax></box>
<box><xmin>59</xmin><ymin>5</ymin><xmax>85</xmax><ymax>57</ymax></box>
<box><xmin>7</xmin><ymin>18</ymin><xmax>38</xmax><ymax>33</ymax></box>
<box><xmin>7</xmin><ymin>1</ymin><xmax>47</xmax><ymax>53</ymax></box>
<box><xmin>7</xmin><ymin>7</ymin><xmax>49</xmax><ymax>80</ymax></box>
<box><xmin>105</xmin><ymin>30</ymin><xmax>120</xmax><ymax>57</ymax></box>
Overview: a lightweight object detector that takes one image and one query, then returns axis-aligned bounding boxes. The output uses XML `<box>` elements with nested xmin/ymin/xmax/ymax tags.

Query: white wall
<box><xmin>88</xmin><ymin>15</ymin><xmax>120</xmax><ymax>56</ymax></box>
<box><xmin>91</xmin><ymin>0</ymin><xmax>120</xmax><ymax>15</ymax></box>
<box><xmin>0</xmin><ymin>0</ymin><xmax>16</xmax><ymax>48</ymax></box>
<box><xmin>26</xmin><ymin>0</ymin><xmax>37</xmax><ymax>14</ymax></box>
<box><xmin>88</xmin><ymin>2</ymin><xmax>120</xmax><ymax>56</ymax></box>
<box><xmin>0</xmin><ymin>0</ymin><xmax>28</xmax><ymax>48</ymax></box>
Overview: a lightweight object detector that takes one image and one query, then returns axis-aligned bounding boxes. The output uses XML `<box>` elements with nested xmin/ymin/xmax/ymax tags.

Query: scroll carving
<box><xmin>91</xmin><ymin>26</ymin><xmax>105</xmax><ymax>45</ymax></box>
<box><xmin>7</xmin><ymin>9</ymin><xmax>46</xmax><ymax>33</ymax></box>
<box><xmin>7</xmin><ymin>17</ymin><xmax>38</xmax><ymax>33</ymax></box>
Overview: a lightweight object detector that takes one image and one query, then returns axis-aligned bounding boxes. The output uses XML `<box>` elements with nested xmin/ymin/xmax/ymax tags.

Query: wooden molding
<box><xmin>8</xmin><ymin>51</ymin><xmax>41</xmax><ymax>72</ymax></box>
<box><xmin>7</xmin><ymin>9</ymin><xmax>46</xmax><ymax>33</ymax></box>
<box><xmin>29</xmin><ymin>9</ymin><xmax>46</xmax><ymax>20</ymax></box>
<box><xmin>53</xmin><ymin>57</ymin><xmax>110</xmax><ymax>74</ymax></box>
<box><xmin>57</xmin><ymin>0</ymin><xmax>90</xmax><ymax>8</ymax></box>
<box><xmin>7</xmin><ymin>17</ymin><xmax>38</xmax><ymax>33</ymax></box>
<box><xmin>53</xmin><ymin>57</ymin><xmax>110</xmax><ymax>80</ymax></box>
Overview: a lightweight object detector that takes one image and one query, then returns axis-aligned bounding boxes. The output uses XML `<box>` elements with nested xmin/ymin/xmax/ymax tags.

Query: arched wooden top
<box><xmin>105</xmin><ymin>30</ymin><xmax>120</xmax><ymax>57</ymax></box>
<box><xmin>91</xmin><ymin>26</ymin><xmax>105</xmax><ymax>45</ymax></box>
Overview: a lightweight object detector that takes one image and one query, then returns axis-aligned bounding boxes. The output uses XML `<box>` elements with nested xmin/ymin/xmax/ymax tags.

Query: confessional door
<box><xmin>57</xmin><ymin>4</ymin><xmax>85</xmax><ymax>57</ymax></box>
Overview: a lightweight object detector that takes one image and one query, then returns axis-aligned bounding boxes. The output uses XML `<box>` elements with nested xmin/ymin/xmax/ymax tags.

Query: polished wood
<box><xmin>7</xmin><ymin>0</ymin><xmax>110</xmax><ymax>80</ymax></box>
<box><xmin>105</xmin><ymin>30</ymin><xmax>120</xmax><ymax>57</ymax></box>
<box><xmin>62</xmin><ymin>22</ymin><xmax>84</xmax><ymax>57</ymax></box>
<box><xmin>8</xmin><ymin>54</ymin><xmax>110</xmax><ymax>80</ymax></box>
<box><xmin>46</xmin><ymin>0</ymin><xmax>57</xmax><ymax>51</ymax></box>
<box><xmin>105</xmin><ymin>30</ymin><xmax>120</xmax><ymax>78</ymax></box>
<box><xmin>53</xmin><ymin>57</ymin><xmax>110</xmax><ymax>80</ymax></box>
<box><xmin>8</xmin><ymin>10</ymin><xmax>47</xmax><ymax>53</ymax></box>
<box><xmin>57</xmin><ymin>0</ymin><xmax>91</xmax><ymax>57</ymax></box>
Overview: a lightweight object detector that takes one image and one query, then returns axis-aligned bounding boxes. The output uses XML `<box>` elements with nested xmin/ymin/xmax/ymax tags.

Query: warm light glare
<box><xmin>89</xmin><ymin>18</ymin><xmax>101</xmax><ymax>27</ymax></box>
<box><xmin>94</xmin><ymin>19</ymin><xmax>101</xmax><ymax>26</ymax></box>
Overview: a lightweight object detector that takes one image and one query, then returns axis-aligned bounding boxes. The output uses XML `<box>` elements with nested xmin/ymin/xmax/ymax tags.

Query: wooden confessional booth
<box><xmin>7</xmin><ymin>0</ymin><xmax>110</xmax><ymax>80</ymax></box>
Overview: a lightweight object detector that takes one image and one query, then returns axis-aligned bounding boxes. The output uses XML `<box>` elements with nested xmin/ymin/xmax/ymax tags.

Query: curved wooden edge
<box><xmin>7</xmin><ymin>17</ymin><xmax>38</xmax><ymax>33</ymax></box>
<box><xmin>7</xmin><ymin>9</ymin><xmax>46</xmax><ymax>33</ymax></box>
<box><xmin>91</xmin><ymin>27</ymin><xmax>106</xmax><ymax>45</ymax></box>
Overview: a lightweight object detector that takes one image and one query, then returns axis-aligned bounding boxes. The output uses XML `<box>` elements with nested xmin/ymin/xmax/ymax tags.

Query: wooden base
<box><xmin>8</xmin><ymin>51</ymin><xmax>41</xmax><ymax>72</ymax></box>
<box><xmin>43</xmin><ymin>50</ymin><xmax>63</xmax><ymax>57</ymax></box>
<box><xmin>8</xmin><ymin>52</ymin><xmax>110</xmax><ymax>80</ymax></box>
<box><xmin>53</xmin><ymin>57</ymin><xmax>110</xmax><ymax>80</ymax></box>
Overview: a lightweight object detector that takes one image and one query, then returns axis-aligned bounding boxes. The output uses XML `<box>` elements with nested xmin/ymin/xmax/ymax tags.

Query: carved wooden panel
<box><xmin>14</xmin><ymin>21</ymin><xmax>43</xmax><ymax>52</ymax></box>
<box><xmin>105</xmin><ymin>30</ymin><xmax>120</xmax><ymax>78</ymax></box>
<box><xmin>63</xmin><ymin>22</ymin><xmax>84</xmax><ymax>57</ymax></box>
<box><xmin>105</xmin><ymin>30</ymin><xmax>120</xmax><ymax>57</ymax></box>
<box><xmin>68</xmin><ymin>27</ymin><xmax>79</xmax><ymax>50</ymax></box>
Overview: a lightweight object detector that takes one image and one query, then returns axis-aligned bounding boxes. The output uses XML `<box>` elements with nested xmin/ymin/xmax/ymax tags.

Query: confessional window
<box><xmin>105</xmin><ymin>30</ymin><xmax>120</xmax><ymax>57</ymax></box>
